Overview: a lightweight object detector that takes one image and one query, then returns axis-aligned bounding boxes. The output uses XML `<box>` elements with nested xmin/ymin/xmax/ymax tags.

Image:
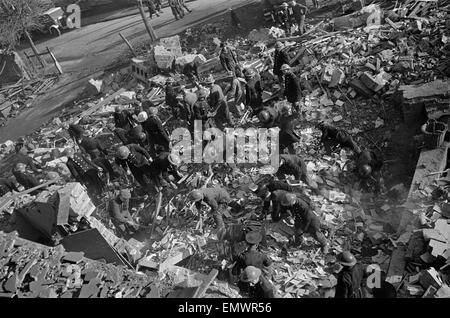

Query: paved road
<box><xmin>0</xmin><ymin>0</ymin><xmax>256</xmax><ymax>143</ymax></box>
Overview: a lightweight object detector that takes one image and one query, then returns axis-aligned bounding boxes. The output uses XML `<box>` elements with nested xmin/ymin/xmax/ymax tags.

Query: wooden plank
<box><xmin>193</xmin><ymin>269</ymin><xmax>218</xmax><ymax>298</ymax></box>
<box><xmin>386</xmin><ymin>246</ymin><xmax>406</xmax><ymax>288</ymax></box>
<box><xmin>77</xmin><ymin>88</ymin><xmax>126</xmax><ymax>120</ymax></box>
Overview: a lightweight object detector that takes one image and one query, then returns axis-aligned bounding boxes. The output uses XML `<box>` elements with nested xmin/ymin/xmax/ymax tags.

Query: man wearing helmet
<box><xmin>191</xmin><ymin>88</ymin><xmax>213</xmax><ymax>132</ymax></box>
<box><xmin>188</xmin><ymin>187</ymin><xmax>231</xmax><ymax>230</ymax></box>
<box><xmin>277</xmin><ymin>2</ymin><xmax>291</xmax><ymax>35</ymax></box>
<box><xmin>289</xmin><ymin>0</ymin><xmax>308</xmax><ymax>35</ymax></box>
<box><xmin>281</xmin><ymin>192</ymin><xmax>328</xmax><ymax>253</ymax></box>
<box><xmin>113</xmin><ymin>105</ymin><xmax>135</xmax><ymax>130</ymax></box>
<box><xmin>224</xmin><ymin>71</ymin><xmax>245</xmax><ymax>117</ymax></box>
<box><xmin>273</xmin><ymin>41</ymin><xmax>290</xmax><ymax>85</ymax></box>
<box><xmin>204</xmin><ymin>75</ymin><xmax>233</xmax><ymax>128</ymax></box>
<box><xmin>278</xmin><ymin>110</ymin><xmax>301</xmax><ymax>154</ymax></box>
<box><xmin>115</xmin><ymin>144</ymin><xmax>153</xmax><ymax>190</ymax></box>
<box><xmin>356</xmin><ymin>148</ymin><xmax>383</xmax><ymax>193</ymax></box>
<box><xmin>12</xmin><ymin>162</ymin><xmax>40</xmax><ymax>194</ymax></box>
<box><xmin>281</xmin><ymin>64</ymin><xmax>302</xmax><ymax>113</ymax></box>
<box><xmin>258</xmin><ymin>106</ymin><xmax>281</xmax><ymax>128</ymax></box>
<box><xmin>165</xmin><ymin>78</ymin><xmax>182</xmax><ymax>119</ymax></box>
<box><xmin>142</xmin><ymin>108</ymin><xmax>170</xmax><ymax>155</ymax></box>
<box><xmin>277</xmin><ymin>154</ymin><xmax>318</xmax><ymax>190</ymax></box>
<box><xmin>148</xmin><ymin>152</ymin><xmax>183</xmax><ymax>190</ymax></box>
<box><xmin>109</xmin><ymin>189</ymin><xmax>140</xmax><ymax>234</ymax></box>
<box><xmin>219</xmin><ymin>42</ymin><xmax>239</xmax><ymax>74</ymax></box>
<box><xmin>335</xmin><ymin>251</ymin><xmax>365</xmax><ymax>298</ymax></box>
<box><xmin>244</xmin><ymin>68</ymin><xmax>263</xmax><ymax>116</ymax></box>
<box><xmin>238</xmin><ymin>266</ymin><xmax>276</xmax><ymax>298</ymax></box>
<box><xmin>316</xmin><ymin>121</ymin><xmax>361</xmax><ymax>154</ymax></box>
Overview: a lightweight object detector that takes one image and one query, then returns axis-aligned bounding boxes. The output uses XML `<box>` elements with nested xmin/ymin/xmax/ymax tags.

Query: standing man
<box><xmin>188</xmin><ymin>187</ymin><xmax>232</xmax><ymax>230</ymax></box>
<box><xmin>180</xmin><ymin>88</ymin><xmax>198</xmax><ymax>123</ymax></box>
<box><xmin>278</xmin><ymin>112</ymin><xmax>300</xmax><ymax>154</ymax></box>
<box><xmin>154</xmin><ymin>0</ymin><xmax>163</xmax><ymax>13</ymax></box>
<box><xmin>191</xmin><ymin>89</ymin><xmax>213</xmax><ymax>132</ymax></box>
<box><xmin>145</xmin><ymin>0</ymin><xmax>160</xmax><ymax>19</ymax></box>
<box><xmin>115</xmin><ymin>145</ymin><xmax>153</xmax><ymax>190</ymax></box>
<box><xmin>168</xmin><ymin>0</ymin><xmax>183</xmax><ymax>20</ymax></box>
<box><xmin>229</xmin><ymin>8</ymin><xmax>243</xmax><ymax>30</ymax></box>
<box><xmin>64</xmin><ymin>148</ymin><xmax>105</xmax><ymax>196</ymax></box>
<box><xmin>165</xmin><ymin>78</ymin><xmax>181</xmax><ymax>119</ymax></box>
<box><xmin>178</xmin><ymin>0</ymin><xmax>192</xmax><ymax>13</ymax></box>
<box><xmin>244</xmin><ymin>68</ymin><xmax>263</xmax><ymax>116</ymax></box>
<box><xmin>289</xmin><ymin>0</ymin><xmax>307</xmax><ymax>35</ymax></box>
<box><xmin>281</xmin><ymin>64</ymin><xmax>302</xmax><ymax>113</ymax></box>
<box><xmin>278</xmin><ymin>2</ymin><xmax>291</xmax><ymax>35</ymax></box>
<box><xmin>273</xmin><ymin>41</ymin><xmax>290</xmax><ymax>85</ymax></box>
<box><xmin>224</xmin><ymin>71</ymin><xmax>245</xmax><ymax>117</ymax></box>
<box><xmin>281</xmin><ymin>193</ymin><xmax>329</xmax><ymax>253</ymax></box>
<box><xmin>204</xmin><ymin>75</ymin><xmax>233</xmax><ymax>129</ymax></box>
<box><xmin>219</xmin><ymin>42</ymin><xmax>239</xmax><ymax>74</ymax></box>
<box><xmin>335</xmin><ymin>251</ymin><xmax>365</xmax><ymax>298</ymax></box>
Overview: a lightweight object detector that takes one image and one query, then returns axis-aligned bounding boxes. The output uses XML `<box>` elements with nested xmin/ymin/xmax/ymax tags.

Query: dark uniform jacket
<box><xmin>245</xmin><ymin>75</ymin><xmax>263</xmax><ymax>110</ymax></box>
<box><xmin>260</xmin><ymin>106</ymin><xmax>280</xmax><ymax>128</ymax></box>
<box><xmin>273</xmin><ymin>48</ymin><xmax>290</xmax><ymax>76</ymax></box>
<box><xmin>238</xmin><ymin>275</ymin><xmax>275</xmax><ymax>298</ymax></box>
<box><xmin>192</xmin><ymin>99</ymin><xmax>210</xmax><ymax>121</ymax></box>
<box><xmin>68</xmin><ymin>124</ymin><xmax>85</xmax><ymax>140</ymax></box>
<box><xmin>335</xmin><ymin>264</ymin><xmax>364</xmax><ymax>298</ymax></box>
<box><xmin>236</xmin><ymin>250</ymin><xmax>272</xmax><ymax>272</ymax></box>
<box><xmin>13</xmin><ymin>171</ymin><xmax>40</xmax><ymax>190</ymax></box>
<box><xmin>114</xmin><ymin>110</ymin><xmax>135</xmax><ymax>130</ymax></box>
<box><xmin>15</xmin><ymin>153</ymin><xmax>40</xmax><ymax>172</ymax></box>
<box><xmin>263</xmin><ymin>189</ymin><xmax>289</xmax><ymax>215</ymax></box>
<box><xmin>66</xmin><ymin>153</ymin><xmax>99</xmax><ymax>182</ymax></box>
<box><xmin>165</xmin><ymin>85</ymin><xmax>179</xmax><ymax>108</ymax></box>
<box><xmin>266</xmin><ymin>180</ymin><xmax>294</xmax><ymax>193</ymax></box>
<box><xmin>116</xmin><ymin>144</ymin><xmax>152</xmax><ymax>170</ymax></box>
<box><xmin>284</xmin><ymin>72</ymin><xmax>302</xmax><ymax>103</ymax></box>
<box><xmin>79</xmin><ymin>137</ymin><xmax>107</xmax><ymax>158</ymax></box>
<box><xmin>149</xmin><ymin>152</ymin><xmax>180</xmax><ymax>178</ymax></box>
<box><xmin>208</xmin><ymin>84</ymin><xmax>225</xmax><ymax>110</ymax></box>
<box><xmin>278</xmin><ymin>154</ymin><xmax>307</xmax><ymax>179</ymax></box>
<box><xmin>219</xmin><ymin>46</ymin><xmax>238</xmax><ymax>72</ymax></box>
<box><xmin>109</xmin><ymin>197</ymin><xmax>133</xmax><ymax>224</ymax></box>
<box><xmin>143</xmin><ymin>116</ymin><xmax>170</xmax><ymax>146</ymax></box>
<box><xmin>195</xmin><ymin>187</ymin><xmax>231</xmax><ymax>212</ymax></box>
<box><xmin>279</xmin><ymin>115</ymin><xmax>300</xmax><ymax>144</ymax></box>
<box><xmin>290</xmin><ymin>199</ymin><xmax>320</xmax><ymax>232</ymax></box>
<box><xmin>0</xmin><ymin>178</ymin><xmax>18</xmax><ymax>196</ymax></box>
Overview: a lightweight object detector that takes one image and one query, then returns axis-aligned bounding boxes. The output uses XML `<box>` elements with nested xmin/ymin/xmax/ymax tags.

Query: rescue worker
<box><xmin>356</xmin><ymin>148</ymin><xmax>383</xmax><ymax>193</ymax></box>
<box><xmin>281</xmin><ymin>193</ymin><xmax>329</xmax><ymax>253</ymax></box>
<box><xmin>178</xmin><ymin>0</ymin><xmax>192</xmax><ymax>13</ymax></box>
<box><xmin>229</xmin><ymin>8</ymin><xmax>243</xmax><ymax>30</ymax></box>
<box><xmin>65</xmin><ymin>148</ymin><xmax>105</xmax><ymax>196</ymax></box>
<box><xmin>278</xmin><ymin>2</ymin><xmax>291</xmax><ymax>35</ymax></box>
<box><xmin>278</xmin><ymin>112</ymin><xmax>300</xmax><ymax>154</ymax></box>
<box><xmin>15</xmin><ymin>147</ymin><xmax>42</xmax><ymax>173</ymax></box>
<box><xmin>277</xmin><ymin>154</ymin><xmax>318</xmax><ymax>190</ymax></box>
<box><xmin>289</xmin><ymin>0</ymin><xmax>307</xmax><ymax>35</ymax></box>
<box><xmin>115</xmin><ymin>145</ymin><xmax>153</xmax><ymax>190</ymax></box>
<box><xmin>188</xmin><ymin>187</ymin><xmax>232</xmax><ymax>230</ymax></box>
<box><xmin>113</xmin><ymin>105</ymin><xmax>135</xmax><ymax>130</ymax></box>
<box><xmin>66</xmin><ymin>123</ymin><xmax>85</xmax><ymax>145</ymax></box>
<box><xmin>109</xmin><ymin>189</ymin><xmax>139</xmax><ymax>234</ymax></box>
<box><xmin>204</xmin><ymin>75</ymin><xmax>233</xmax><ymax>128</ymax></box>
<box><xmin>78</xmin><ymin>134</ymin><xmax>108</xmax><ymax>160</ymax></box>
<box><xmin>168</xmin><ymin>0</ymin><xmax>183</xmax><ymax>20</ymax></box>
<box><xmin>0</xmin><ymin>177</ymin><xmax>19</xmax><ymax>197</ymax></box>
<box><xmin>154</xmin><ymin>0</ymin><xmax>162</xmax><ymax>12</ymax></box>
<box><xmin>335</xmin><ymin>251</ymin><xmax>365</xmax><ymax>298</ymax></box>
<box><xmin>244</xmin><ymin>68</ymin><xmax>263</xmax><ymax>116</ymax></box>
<box><xmin>234</xmin><ymin>231</ymin><xmax>272</xmax><ymax>274</ymax></box>
<box><xmin>219</xmin><ymin>42</ymin><xmax>239</xmax><ymax>74</ymax></box>
<box><xmin>180</xmin><ymin>88</ymin><xmax>198</xmax><ymax>122</ymax></box>
<box><xmin>258</xmin><ymin>106</ymin><xmax>281</xmax><ymax>128</ymax></box>
<box><xmin>238</xmin><ymin>266</ymin><xmax>276</xmax><ymax>298</ymax></box>
<box><xmin>262</xmin><ymin>188</ymin><xmax>291</xmax><ymax>221</ymax></box>
<box><xmin>145</xmin><ymin>0</ymin><xmax>160</xmax><ymax>19</ymax></box>
<box><xmin>273</xmin><ymin>41</ymin><xmax>290</xmax><ymax>85</ymax></box>
<box><xmin>165</xmin><ymin>78</ymin><xmax>181</xmax><ymax>119</ymax></box>
<box><xmin>141</xmin><ymin>108</ymin><xmax>170</xmax><ymax>155</ymax></box>
<box><xmin>127</xmin><ymin>123</ymin><xmax>146</xmax><ymax>146</ymax></box>
<box><xmin>316</xmin><ymin>121</ymin><xmax>361</xmax><ymax>154</ymax></box>
<box><xmin>148</xmin><ymin>152</ymin><xmax>183</xmax><ymax>190</ymax></box>
<box><xmin>281</xmin><ymin>64</ymin><xmax>302</xmax><ymax>113</ymax></box>
<box><xmin>224</xmin><ymin>71</ymin><xmax>245</xmax><ymax>117</ymax></box>
<box><xmin>191</xmin><ymin>89</ymin><xmax>212</xmax><ymax>132</ymax></box>
<box><xmin>13</xmin><ymin>163</ymin><xmax>40</xmax><ymax>192</ymax></box>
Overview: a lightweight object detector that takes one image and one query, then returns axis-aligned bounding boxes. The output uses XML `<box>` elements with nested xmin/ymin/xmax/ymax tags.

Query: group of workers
<box><xmin>268</xmin><ymin>0</ymin><xmax>309</xmax><ymax>36</ymax></box>
<box><xmin>144</xmin><ymin>0</ymin><xmax>192</xmax><ymax>20</ymax></box>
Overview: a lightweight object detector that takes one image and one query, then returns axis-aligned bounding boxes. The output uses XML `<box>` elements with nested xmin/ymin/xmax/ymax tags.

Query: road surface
<box><xmin>0</xmin><ymin>0</ymin><xmax>257</xmax><ymax>143</ymax></box>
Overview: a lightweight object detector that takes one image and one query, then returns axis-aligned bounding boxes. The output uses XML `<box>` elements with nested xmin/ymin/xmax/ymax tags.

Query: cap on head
<box><xmin>64</xmin><ymin>148</ymin><xmax>75</xmax><ymax>158</ymax></box>
<box><xmin>168</xmin><ymin>153</ymin><xmax>181</xmax><ymax>166</ymax></box>
<box><xmin>117</xmin><ymin>146</ymin><xmax>130</xmax><ymax>159</ymax></box>
<box><xmin>245</xmin><ymin>231</ymin><xmax>262</xmax><ymax>245</ymax></box>
<box><xmin>189</xmin><ymin>190</ymin><xmax>203</xmax><ymax>202</ymax></box>
<box><xmin>281</xmin><ymin>64</ymin><xmax>291</xmax><ymax>72</ymax></box>
<box><xmin>337</xmin><ymin>251</ymin><xmax>357</xmax><ymax>267</ymax></box>
<box><xmin>281</xmin><ymin>193</ymin><xmax>296</xmax><ymax>206</ymax></box>
<box><xmin>240</xmin><ymin>266</ymin><xmax>262</xmax><ymax>284</ymax></box>
<box><xmin>137</xmin><ymin>111</ymin><xmax>148</xmax><ymax>123</ymax></box>
<box><xmin>119</xmin><ymin>189</ymin><xmax>132</xmax><ymax>199</ymax></box>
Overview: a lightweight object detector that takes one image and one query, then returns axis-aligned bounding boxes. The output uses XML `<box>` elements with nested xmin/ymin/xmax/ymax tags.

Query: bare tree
<box><xmin>0</xmin><ymin>0</ymin><xmax>54</xmax><ymax>53</ymax></box>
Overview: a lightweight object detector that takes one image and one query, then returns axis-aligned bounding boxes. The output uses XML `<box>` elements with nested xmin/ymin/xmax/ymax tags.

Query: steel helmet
<box><xmin>139</xmin><ymin>132</ymin><xmax>147</xmax><ymax>141</ymax></box>
<box><xmin>137</xmin><ymin>111</ymin><xmax>148</xmax><ymax>123</ymax></box>
<box><xmin>189</xmin><ymin>190</ymin><xmax>204</xmax><ymax>202</ymax></box>
<box><xmin>281</xmin><ymin>64</ymin><xmax>291</xmax><ymax>72</ymax></box>
<box><xmin>204</xmin><ymin>74</ymin><xmax>215</xmax><ymax>85</ymax></box>
<box><xmin>245</xmin><ymin>231</ymin><xmax>262</xmax><ymax>245</ymax></box>
<box><xmin>359</xmin><ymin>164</ymin><xmax>372</xmax><ymax>178</ymax></box>
<box><xmin>114</xmin><ymin>105</ymin><xmax>123</xmax><ymax>113</ymax></box>
<box><xmin>240</xmin><ymin>266</ymin><xmax>262</xmax><ymax>284</ymax></box>
<box><xmin>117</xmin><ymin>146</ymin><xmax>130</xmax><ymax>159</ymax></box>
<box><xmin>337</xmin><ymin>251</ymin><xmax>357</xmax><ymax>267</ymax></box>
<box><xmin>46</xmin><ymin>171</ymin><xmax>60</xmax><ymax>180</ymax></box>
<box><xmin>168</xmin><ymin>153</ymin><xmax>181</xmax><ymax>166</ymax></box>
<box><xmin>64</xmin><ymin>148</ymin><xmax>75</xmax><ymax>158</ymax></box>
<box><xmin>248</xmin><ymin>183</ymin><xmax>259</xmax><ymax>192</ymax></box>
<box><xmin>258</xmin><ymin>110</ymin><xmax>271</xmax><ymax>123</ymax></box>
<box><xmin>281</xmin><ymin>2</ymin><xmax>288</xmax><ymax>8</ymax></box>
<box><xmin>15</xmin><ymin>162</ymin><xmax>26</xmax><ymax>171</ymax></box>
<box><xmin>275</xmin><ymin>41</ymin><xmax>284</xmax><ymax>49</ymax></box>
<box><xmin>198</xmin><ymin>89</ymin><xmax>208</xmax><ymax>99</ymax></box>
<box><xmin>281</xmin><ymin>193</ymin><xmax>297</xmax><ymax>206</ymax></box>
<box><xmin>244</xmin><ymin>68</ymin><xmax>255</xmax><ymax>78</ymax></box>
<box><xmin>148</xmin><ymin>107</ymin><xmax>158</xmax><ymax>116</ymax></box>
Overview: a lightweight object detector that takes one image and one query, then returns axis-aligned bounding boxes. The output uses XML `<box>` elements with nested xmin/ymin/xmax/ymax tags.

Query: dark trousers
<box><xmin>81</xmin><ymin>169</ymin><xmax>105</xmax><ymax>196</ymax></box>
<box><xmin>93</xmin><ymin>157</ymin><xmax>117</xmax><ymax>179</ymax></box>
<box><xmin>130</xmin><ymin>165</ymin><xmax>150</xmax><ymax>189</ymax></box>
<box><xmin>294</xmin><ymin>219</ymin><xmax>327</xmax><ymax>249</ymax></box>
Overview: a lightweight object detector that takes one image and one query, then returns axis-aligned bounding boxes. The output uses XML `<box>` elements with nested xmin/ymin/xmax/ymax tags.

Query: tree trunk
<box><xmin>137</xmin><ymin>0</ymin><xmax>157</xmax><ymax>43</ymax></box>
<box><xmin>24</xmin><ymin>30</ymin><xmax>45</xmax><ymax>68</ymax></box>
